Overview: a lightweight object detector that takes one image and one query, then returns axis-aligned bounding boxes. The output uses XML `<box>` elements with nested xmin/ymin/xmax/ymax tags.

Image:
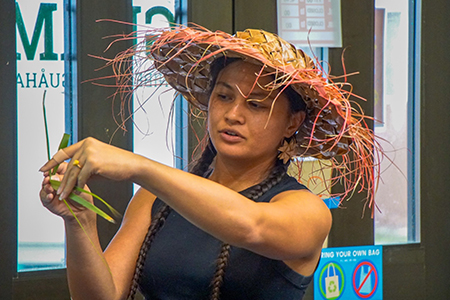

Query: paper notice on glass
<box><xmin>277</xmin><ymin>0</ymin><xmax>342</xmax><ymax>48</ymax></box>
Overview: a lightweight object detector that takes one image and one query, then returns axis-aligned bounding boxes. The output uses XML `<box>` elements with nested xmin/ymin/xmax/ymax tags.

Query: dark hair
<box><xmin>126</xmin><ymin>56</ymin><xmax>299</xmax><ymax>300</ymax></box>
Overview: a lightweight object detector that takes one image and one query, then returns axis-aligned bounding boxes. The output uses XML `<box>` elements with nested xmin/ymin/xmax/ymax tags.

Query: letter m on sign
<box><xmin>16</xmin><ymin>2</ymin><xmax>58</xmax><ymax>61</ymax></box>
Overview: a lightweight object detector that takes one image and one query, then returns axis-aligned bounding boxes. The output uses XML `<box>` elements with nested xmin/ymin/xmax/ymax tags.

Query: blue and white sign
<box><xmin>314</xmin><ymin>245</ymin><xmax>383</xmax><ymax>300</ymax></box>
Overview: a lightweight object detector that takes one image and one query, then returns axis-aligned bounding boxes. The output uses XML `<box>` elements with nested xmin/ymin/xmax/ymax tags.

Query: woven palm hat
<box><xmin>109</xmin><ymin>24</ymin><xmax>380</xmax><ymax>208</ymax></box>
<box><xmin>147</xmin><ymin>25</ymin><xmax>363</xmax><ymax>160</ymax></box>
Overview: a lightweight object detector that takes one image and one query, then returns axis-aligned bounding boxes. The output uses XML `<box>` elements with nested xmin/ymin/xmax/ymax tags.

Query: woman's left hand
<box><xmin>39</xmin><ymin>137</ymin><xmax>141</xmax><ymax>200</ymax></box>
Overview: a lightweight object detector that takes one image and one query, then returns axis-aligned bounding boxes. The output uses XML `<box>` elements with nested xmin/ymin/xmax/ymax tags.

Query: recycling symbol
<box><xmin>328</xmin><ymin>280</ymin><xmax>337</xmax><ymax>293</ymax></box>
<box><xmin>320</xmin><ymin>262</ymin><xmax>342</xmax><ymax>299</ymax></box>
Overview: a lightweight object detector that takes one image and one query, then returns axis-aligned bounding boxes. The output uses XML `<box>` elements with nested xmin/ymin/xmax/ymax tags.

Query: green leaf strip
<box><xmin>42</xmin><ymin>90</ymin><xmax>51</xmax><ymax>161</ymax></box>
<box><xmin>42</xmin><ymin>91</ymin><xmax>113</xmax><ymax>275</ymax></box>
<box><xmin>50</xmin><ymin>180</ymin><xmax>116</xmax><ymax>224</ymax></box>
<box><xmin>62</xmin><ymin>198</ymin><xmax>113</xmax><ymax>275</ymax></box>
<box><xmin>51</xmin><ymin>133</ymin><xmax>71</xmax><ymax>175</ymax></box>
<box><xmin>76</xmin><ymin>186</ymin><xmax>122</xmax><ymax>219</ymax></box>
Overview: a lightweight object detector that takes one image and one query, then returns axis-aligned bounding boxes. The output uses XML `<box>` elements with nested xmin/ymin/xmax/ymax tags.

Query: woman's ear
<box><xmin>285</xmin><ymin>111</ymin><xmax>306</xmax><ymax>138</ymax></box>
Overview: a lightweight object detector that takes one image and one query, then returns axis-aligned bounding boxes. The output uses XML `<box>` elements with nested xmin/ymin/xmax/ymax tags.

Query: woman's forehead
<box><xmin>219</xmin><ymin>60</ymin><xmax>265</xmax><ymax>77</ymax></box>
<box><xmin>216</xmin><ymin>60</ymin><xmax>274</xmax><ymax>93</ymax></box>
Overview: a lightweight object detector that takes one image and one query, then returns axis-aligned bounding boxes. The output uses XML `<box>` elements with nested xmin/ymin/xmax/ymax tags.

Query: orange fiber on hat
<box><xmin>104</xmin><ymin>24</ymin><xmax>384</xmax><ymax>213</ymax></box>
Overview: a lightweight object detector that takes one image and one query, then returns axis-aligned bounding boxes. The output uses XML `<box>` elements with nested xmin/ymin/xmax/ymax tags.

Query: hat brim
<box><xmin>149</xmin><ymin>26</ymin><xmax>358</xmax><ymax>159</ymax></box>
<box><xmin>108</xmin><ymin>24</ymin><xmax>382</xmax><ymax>211</ymax></box>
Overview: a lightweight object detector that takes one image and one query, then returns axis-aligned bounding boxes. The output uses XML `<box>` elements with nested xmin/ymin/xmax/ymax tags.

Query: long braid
<box><xmin>241</xmin><ymin>160</ymin><xmax>289</xmax><ymax>201</ymax></box>
<box><xmin>127</xmin><ymin>139</ymin><xmax>217</xmax><ymax>299</ymax></box>
<box><xmin>190</xmin><ymin>139</ymin><xmax>217</xmax><ymax>177</ymax></box>
<box><xmin>209</xmin><ymin>159</ymin><xmax>289</xmax><ymax>300</ymax></box>
<box><xmin>210</xmin><ymin>243</ymin><xmax>232</xmax><ymax>300</ymax></box>
<box><xmin>127</xmin><ymin>204</ymin><xmax>171</xmax><ymax>300</ymax></box>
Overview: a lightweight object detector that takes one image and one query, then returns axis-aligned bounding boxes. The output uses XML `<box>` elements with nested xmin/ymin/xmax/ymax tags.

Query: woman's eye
<box><xmin>249</xmin><ymin>101</ymin><xmax>264</xmax><ymax>109</ymax></box>
<box><xmin>216</xmin><ymin>93</ymin><xmax>229</xmax><ymax>101</ymax></box>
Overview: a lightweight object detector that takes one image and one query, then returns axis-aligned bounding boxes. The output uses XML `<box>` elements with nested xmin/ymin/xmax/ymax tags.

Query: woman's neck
<box><xmin>208</xmin><ymin>155</ymin><xmax>276</xmax><ymax>192</ymax></box>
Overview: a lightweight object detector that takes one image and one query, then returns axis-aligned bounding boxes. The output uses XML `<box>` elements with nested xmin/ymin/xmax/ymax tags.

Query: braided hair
<box><xmin>126</xmin><ymin>139</ymin><xmax>217</xmax><ymax>300</ymax></box>
<box><xmin>209</xmin><ymin>159</ymin><xmax>289</xmax><ymax>300</ymax></box>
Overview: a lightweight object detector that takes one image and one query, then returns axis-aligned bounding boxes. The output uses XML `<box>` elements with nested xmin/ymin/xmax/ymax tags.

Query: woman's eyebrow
<box><xmin>246</xmin><ymin>89</ymin><xmax>276</xmax><ymax>101</ymax></box>
<box><xmin>216</xmin><ymin>81</ymin><xmax>274</xmax><ymax>100</ymax></box>
<box><xmin>215</xmin><ymin>81</ymin><xmax>234</xmax><ymax>90</ymax></box>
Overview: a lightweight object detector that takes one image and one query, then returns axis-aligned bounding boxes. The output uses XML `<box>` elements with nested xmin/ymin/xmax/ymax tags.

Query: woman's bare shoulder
<box><xmin>121</xmin><ymin>187</ymin><xmax>158</xmax><ymax>226</ymax></box>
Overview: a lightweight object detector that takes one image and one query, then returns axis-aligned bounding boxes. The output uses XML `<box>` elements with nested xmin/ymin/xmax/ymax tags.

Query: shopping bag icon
<box><xmin>359</xmin><ymin>265</ymin><xmax>373</xmax><ymax>294</ymax></box>
<box><xmin>325</xmin><ymin>263</ymin><xmax>340</xmax><ymax>298</ymax></box>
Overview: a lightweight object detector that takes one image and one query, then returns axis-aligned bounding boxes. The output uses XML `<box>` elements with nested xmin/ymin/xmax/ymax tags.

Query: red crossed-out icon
<box><xmin>352</xmin><ymin>261</ymin><xmax>378</xmax><ymax>298</ymax></box>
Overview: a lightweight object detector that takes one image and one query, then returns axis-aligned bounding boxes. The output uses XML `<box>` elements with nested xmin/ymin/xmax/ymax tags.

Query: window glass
<box><xmin>132</xmin><ymin>0</ymin><xmax>179</xmax><ymax>173</ymax></box>
<box><xmin>16</xmin><ymin>0</ymin><xmax>66</xmax><ymax>271</ymax></box>
<box><xmin>275</xmin><ymin>1</ymin><xmax>339</xmax><ymax>212</ymax></box>
<box><xmin>374</xmin><ymin>0</ymin><xmax>419</xmax><ymax>244</ymax></box>
<box><xmin>16</xmin><ymin>0</ymin><xmax>182</xmax><ymax>272</ymax></box>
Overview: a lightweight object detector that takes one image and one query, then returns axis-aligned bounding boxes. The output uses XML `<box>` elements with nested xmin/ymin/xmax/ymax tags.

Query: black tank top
<box><xmin>139</xmin><ymin>175</ymin><xmax>313</xmax><ymax>299</ymax></box>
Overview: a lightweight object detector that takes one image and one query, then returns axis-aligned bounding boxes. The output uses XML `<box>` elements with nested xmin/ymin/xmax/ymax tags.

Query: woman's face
<box><xmin>207</xmin><ymin>60</ymin><xmax>304</xmax><ymax>164</ymax></box>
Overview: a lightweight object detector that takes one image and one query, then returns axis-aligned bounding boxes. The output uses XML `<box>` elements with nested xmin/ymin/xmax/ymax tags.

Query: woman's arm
<box><xmin>103</xmin><ymin>188</ymin><xmax>156</xmax><ymax>299</ymax></box>
<box><xmin>41</xmin><ymin>169</ymin><xmax>156</xmax><ymax>300</ymax></box>
<box><xmin>65</xmin><ymin>188</ymin><xmax>156</xmax><ymax>300</ymax></box>
<box><xmin>132</xmin><ymin>157</ymin><xmax>331</xmax><ymax>260</ymax></box>
<box><xmin>41</xmin><ymin>137</ymin><xmax>330</xmax><ymax>262</ymax></box>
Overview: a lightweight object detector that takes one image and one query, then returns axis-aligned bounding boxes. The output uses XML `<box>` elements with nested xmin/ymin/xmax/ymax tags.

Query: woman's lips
<box><xmin>219</xmin><ymin>129</ymin><xmax>244</xmax><ymax>142</ymax></box>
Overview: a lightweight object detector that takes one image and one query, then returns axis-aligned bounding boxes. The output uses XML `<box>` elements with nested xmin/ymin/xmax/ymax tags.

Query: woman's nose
<box><xmin>224</xmin><ymin>100</ymin><xmax>245</xmax><ymax>124</ymax></box>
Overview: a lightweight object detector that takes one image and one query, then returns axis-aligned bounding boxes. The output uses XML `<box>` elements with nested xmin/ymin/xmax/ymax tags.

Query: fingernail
<box><xmin>39</xmin><ymin>162</ymin><xmax>48</xmax><ymax>172</ymax></box>
<box><xmin>57</xmin><ymin>186</ymin><xmax>62</xmax><ymax>195</ymax></box>
<box><xmin>59</xmin><ymin>192</ymin><xmax>65</xmax><ymax>201</ymax></box>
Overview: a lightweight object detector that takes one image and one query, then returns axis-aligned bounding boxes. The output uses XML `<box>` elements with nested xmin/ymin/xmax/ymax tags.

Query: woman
<box><xmin>40</xmin><ymin>26</ymin><xmax>376</xmax><ymax>300</ymax></box>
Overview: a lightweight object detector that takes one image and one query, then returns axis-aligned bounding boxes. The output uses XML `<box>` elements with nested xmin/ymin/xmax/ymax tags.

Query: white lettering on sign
<box><xmin>352</xmin><ymin>250</ymin><xmax>367</xmax><ymax>257</ymax></box>
<box><xmin>321</xmin><ymin>251</ymin><xmax>335</xmax><ymax>259</ymax></box>
<box><xmin>336</xmin><ymin>250</ymin><xmax>351</xmax><ymax>258</ymax></box>
<box><xmin>369</xmin><ymin>249</ymin><xmax>380</xmax><ymax>256</ymax></box>
<box><xmin>323</xmin><ymin>248</ymin><xmax>381</xmax><ymax>259</ymax></box>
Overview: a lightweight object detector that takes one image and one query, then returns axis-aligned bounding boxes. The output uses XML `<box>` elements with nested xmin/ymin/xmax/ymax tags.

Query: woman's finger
<box><xmin>39</xmin><ymin>140</ymin><xmax>84</xmax><ymax>172</ymax></box>
<box><xmin>57</xmin><ymin>162</ymin><xmax>69</xmax><ymax>175</ymax></box>
<box><xmin>75</xmin><ymin>158</ymin><xmax>93</xmax><ymax>193</ymax></box>
<box><xmin>43</xmin><ymin>181</ymin><xmax>53</xmax><ymax>194</ymax></box>
<box><xmin>58</xmin><ymin>156</ymin><xmax>86</xmax><ymax>200</ymax></box>
<box><xmin>42</xmin><ymin>174</ymin><xmax>59</xmax><ymax>192</ymax></box>
<box><xmin>40</xmin><ymin>176</ymin><xmax>56</xmax><ymax>204</ymax></box>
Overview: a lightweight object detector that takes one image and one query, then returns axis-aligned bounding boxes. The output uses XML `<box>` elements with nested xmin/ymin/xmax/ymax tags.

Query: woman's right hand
<box><xmin>40</xmin><ymin>162</ymin><xmax>95</xmax><ymax>223</ymax></box>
